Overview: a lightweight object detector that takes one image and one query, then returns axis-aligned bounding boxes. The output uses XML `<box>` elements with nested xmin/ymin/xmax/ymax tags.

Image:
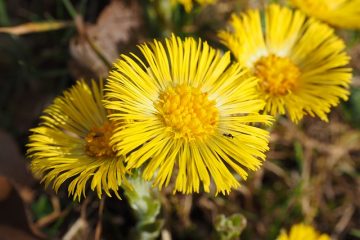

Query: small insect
<box><xmin>223</xmin><ymin>133</ymin><xmax>234</xmax><ymax>139</ymax></box>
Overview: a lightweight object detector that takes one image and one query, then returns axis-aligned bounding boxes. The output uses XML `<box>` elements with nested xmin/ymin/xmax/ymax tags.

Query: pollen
<box><xmin>154</xmin><ymin>84</ymin><xmax>219</xmax><ymax>141</ymax></box>
<box><xmin>254</xmin><ymin>54</ymin><xmax>300</xmax><ymax>96</ymax></box>
<box><xmin>85</xmin><ymin>121</ymin><xmax>115</xmax><ymax>158</ymax></box>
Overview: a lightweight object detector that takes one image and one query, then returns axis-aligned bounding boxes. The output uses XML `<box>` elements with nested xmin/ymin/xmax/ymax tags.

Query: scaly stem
<box><xmin>124</xmin><ymin>172</ymin><xmax>163</xmax><ymax>240</ymax></box>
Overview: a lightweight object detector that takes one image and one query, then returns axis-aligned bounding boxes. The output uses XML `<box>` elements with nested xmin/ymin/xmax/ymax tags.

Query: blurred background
<box><xmin>0</xmin><ymin>0</ymin><xmax>359</xmax><ymax>239</ymax></box>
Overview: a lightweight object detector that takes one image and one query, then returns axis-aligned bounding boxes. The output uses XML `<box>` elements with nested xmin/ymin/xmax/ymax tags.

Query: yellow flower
<box><xmin>104</xmin><ymin>35</ymin><xmax>272</xmax><ymax>195</ymax></box>
<box><xmin>172</xmin><ymin>0</ymin><xmax>215</xmax><ymax>12</ymax></box>
<box><xmin>27</xmin><ymin>80</ymin><xmax>128</xmax><ymax>201</ymax></box>
<box><xmin>277</xmin><ymin>223</ymin><xmax>331</xmax><ymax>240</ymax></box>
<box><xmin>218</xmin><ymin>4</ymin><xmax>351</xmax><ymax>123</ymax></box>
<box><xmin>291</xmin><ymin>0</ymin><xmax>360</xmax><ymax>29</ymax></box>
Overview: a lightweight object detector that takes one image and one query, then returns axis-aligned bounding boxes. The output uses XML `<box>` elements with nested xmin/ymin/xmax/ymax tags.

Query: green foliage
<box><xmin>350</xmin><ymin>229</ymin><xmax>360</xmax><ymax>238</ymax></box>
<box><xmin>0</xmin><ymin>0</ymin><xmax>9</xmax><ymax>26</ymax></box>
<box><xmin>31</xmin><ymin>194</ymin><xmax>53</xmax><ymax>219</ymax></box>
<box><xmin>343</xmin><ymin>87</ymin><xmax>360</xmax><ymax>128</ymax></box>
<box><xmin>294</xmin><ymin>140</ymin><xmax>304</xmax><ymax>170</ymax></box>
<box><xmin>215</xmin><ymin>213</ymin><xmax>247</xmax><ymax>240</ymax></box>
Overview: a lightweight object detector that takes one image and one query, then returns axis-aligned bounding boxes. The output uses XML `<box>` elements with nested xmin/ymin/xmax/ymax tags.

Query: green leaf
<box><xmin>342</xmin><ymin>87</ymin><xmax>360</xmax><ymax>129</ymax></box>
<box><xmin>294</xmin><ymin>140</ymin><xmax>304</xmax><ymax>170</ymax></box>
<box><xmin>350</xmin><ymin>229</ymin><xmax>360</xmax><ymax>238</ymax></box>
<box><xmin>31</xmin><ymin>194</ymin><xmax>53</xmax><ymax>219</ymax></box>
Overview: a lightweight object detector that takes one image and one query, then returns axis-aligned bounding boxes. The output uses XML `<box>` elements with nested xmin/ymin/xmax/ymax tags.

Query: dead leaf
<box><xmin>70</xmin><ymin>0</ymin><xmax>143</xmax><ymax>78</ymax></box>
<box><xmin>0</xmin><ymin>130</ymin><xmax>33</xmax><ymax>186</ymax></box>
<box><xmin>0</xmin><ymin>131</ymin><xmax>42</xmax><ymax>238</ymax></box>
<box><xmin>0</xmin><ymin>225</ymin><xmax>37</xmax><ymax>240</ymax></box>
<box><xmin>0</xmin><ymin>176</ymin><xmax>12</xmax><ymax>201</ymax></box>
<box><xmin>350</xmin><ymin>44</ymin><xmax>360</xmax><ymax>71</ymax></box>
<box><xmin>0</xmin><ymin>183</ymin><xmax>36</xmax><ymax>239</ymax></box>
<box><xmin>0</xmin><ymin>21</ymin><xmax>71</xmax><ymax>35</ymax></box>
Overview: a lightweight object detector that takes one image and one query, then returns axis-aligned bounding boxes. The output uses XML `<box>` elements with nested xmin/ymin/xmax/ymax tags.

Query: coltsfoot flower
<box><xmin>277</xmin><ymin>223</ymin><xmax>330</xmax><ymax>240</ymax></box>
<box><xmin>105</xmin><ymin>35</ymin><xmax>273</xmax><ymax>195</ymax></box>
<box><xmin>218</xmin><ymin>4</ymin><xmax>352</xmax><ymax>123</ymax></box>
<box><xmin>291</xmin><ymin>0</ymin><xmax>360</xmax><ymax>29</ymax></box>
<box><xmin>27</xmin><ymin>80</ymin><xmax>128</xmax><ymax>201</ymax></box>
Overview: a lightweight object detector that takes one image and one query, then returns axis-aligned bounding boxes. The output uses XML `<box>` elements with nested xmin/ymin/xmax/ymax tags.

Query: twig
<box><xmin>334</xmin><ymin>205</ymin><xmax>355</xmax><ymax>236</ymax></box>
<box><xmin>351</xmin><ymin>76</ymin><xmax>360</xmax><ymax>87</ymax></box>
<box><xmin>0</xmin><ymin>21</ymin><xmax>72</xmax><ymax>35</ymax></box>
<box><xmin>80</xmin><ymin>195</ymin><xmax>92</xmax><ymax>219</ymax></box>
<box><xmin>263</xmin><ymin>161</ymin><xmax>291</xmax><ymax>186</ymax></box>
<box><xmin>34</xmin><ymin>196</ymin><xmax>70</xmax><ymax>228</ymax></box>
<box><xmin>95</xmin><ymin>197</ymin><xmax>106</xmax><ymax>240</ymax></box>
<box><xmin>62</xmin><ymin>0</ymin><xmax>78</xmax><ymax>20</ymax></box>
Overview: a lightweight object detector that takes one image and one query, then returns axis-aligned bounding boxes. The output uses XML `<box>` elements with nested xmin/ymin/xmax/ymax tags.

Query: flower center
<box><xmin>254</xmin><ymin>54</ymin><xmax>300</xmax><ymax>96</ymax></box>
<box><xmin>155</xmin><ymin>84</ymin><xmax>219</xmax><ymax>141</ymax></box>
<box><xmin>85</xmin><ymin>121</ymin><xmax>115</xmax><ymax>158</ymax></box>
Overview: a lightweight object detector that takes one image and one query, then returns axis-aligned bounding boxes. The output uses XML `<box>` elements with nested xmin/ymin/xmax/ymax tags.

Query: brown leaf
<box><xmin>0</xmin><ymin>130</ymin><xmax>33</xmax><ymax>186</ymax></box>
<box><xmin>69</xmin><ymin>0</ymin><xmax>143</xmax><ymax>78</ymax></box>
<box><xmin>0</xmin><ymin>130</ymin><xmax>43</xmax><ymax>238</ymax></box>
<box><xmin>0</xmin><ymin>225</ymin><xmax>37</xmax><ymax>240</ymax></box>
<box><xmin>0</xmin><ymin>183</ymin><xmax>37</xmax><ymax>239</ymax></box>
<box><xmin>0</xmin><ymin>176</ymin><xmax>12</xmax><ymax>201</ymax></box>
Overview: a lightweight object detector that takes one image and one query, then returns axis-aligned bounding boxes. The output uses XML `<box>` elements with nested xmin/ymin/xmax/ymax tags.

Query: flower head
<box><xmin>291</xmin><ymin>0</ymin><xmax>360</xmax><ymax>29</ymax></box>
<box><xmin>172</xmin><ymin>0</ymin><xmax>215</xmax><ymax>12</ymax></box>
<box><xmin>277</xmin><ymin>223</ymin><xmax>331</xmax><ymax>240</ymax></box>
<box><xmin>105</xmin><ymin>35</ymin><xmax>272</xmax><ymax>195</ymax></box>
<box><xmin>27</xmin><ymin>80</ymin><xmax>128</xmax><ymax>201</ymax></box>
<box><xmin>218</xmin><ymin>4</ymin><xmax>351</xmax><ymax>123</ymax></box>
